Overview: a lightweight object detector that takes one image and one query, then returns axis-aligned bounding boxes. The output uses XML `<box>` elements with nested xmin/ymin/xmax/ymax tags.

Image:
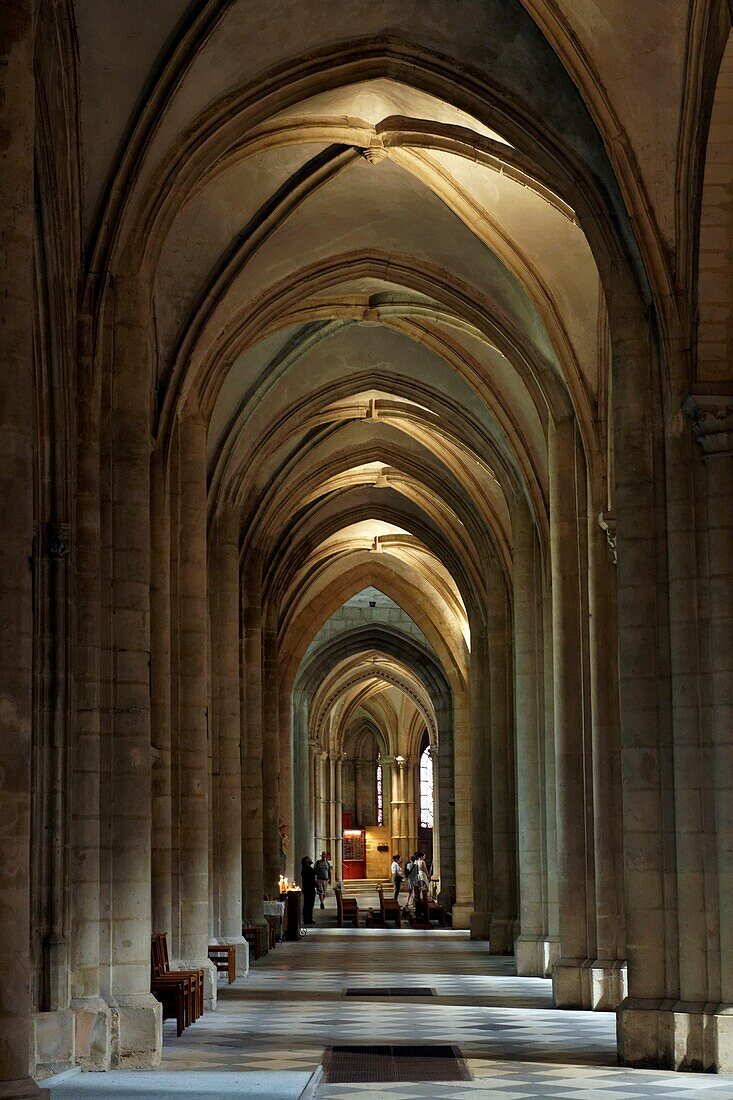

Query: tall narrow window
<box><xmin>376</xmin><ymin>762</ymin><xmax>383</xmax><ymax>825</ymax></box>
<box><xmin>420</xmin><ymin>747</ymin><xmax>434</xmax><ymax>829</ymax></box>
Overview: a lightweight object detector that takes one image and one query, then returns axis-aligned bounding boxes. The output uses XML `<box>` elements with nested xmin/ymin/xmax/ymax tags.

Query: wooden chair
<box><xmin>152</xmin><ymin>933</ymin><xmax>204</xmax><ymax>1019</ymax></box>
<box><xmin>377</xmin><ymin>882</ymin><xmax>402</xmax><ymax>927</ymax></box>
<box><xmin>151</xmin><ymin>971</ymin><xmax>188</xmax><ymax>1036</ymax></box>
<box><xmin>427</xmin><ymin>897</ymin><xmax>447</xmax><ymax>927</ymax></box>
<box><xmin>335</xmin><ymin>886</ymin><xmax>359</xmax><ymax>927</ymax></box>
<box><xmin>265</xmin><ymin>915</ymin><xmax>277</xmax><ymax>949</ymax></box>
<box><xmin>243</xmin><ymin>924</ymin><xmax>267</xmax><ymax>960</ymax></box>
<box><xmin>208</xmin><ymin>943</ymin><xmax>236</xmax><ymax>983</ymax></box>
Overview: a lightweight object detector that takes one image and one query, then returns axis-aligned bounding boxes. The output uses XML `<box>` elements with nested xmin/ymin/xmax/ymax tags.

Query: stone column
<box><xmin>512</xmin><ymin>493</ymin><xmax>548</xmax><ymax>975</ymax></box>
<box><xmin>303</xmin><ymin>736</ymin><xmax>317</xmax><ymax>860</ymax></box>
<box><xmin>69</xmin><ymin>288</ymin><xmax>112</xmax><ymax>1071</ymax></box>
<box><xmin>262</xmin><ymin>620</ymin><xmax>280</xmax><ymax>896</ymax></box>
<box><xmin>175</xmin><ymin>413</ymin><xmax>216</xmax><ymax>1007</ymax></box>
<box><xmin>542</xmin><ymin>575</ymin><xmax>561</xmax><ymax>970</ymax></box>
<box><xmin>315</xmin><ymin>750</ymin><xmax>328</xmax><ymax>856</ymax></box>
<box><xmin>150</xmin><ymin>453</ymin><xmax>172</xmax><ymax>945</ymax></box>
<box><xmin>431</xmin><ymin>749</ymin><xmax>442</xmax><ymax>889</ymax></box>
<box><xmin>549</xmin><ymin>417</ymin><xmax>592</xmax><ymax>1008</ymax></box>
<box><xmin>588</xmin><ymin>497</ymin><xmax>626</xmax><ymax>1008</ymax></box>
<box><xmin>241</xmin><ymin>551</ymin><xmax>267</xmax><ymax>935</ymax></box>
<box><xmin>451</xmin><ymin>690</ymin><xmax>474</xmax><ymax>929</ymax></box>
<box><xmin>212</xmin><ymin>507</ymin><xmax>247</xmax><ymax>975</ymax></box>
<box><xmin>470</xmin><ymin>627</ymin><xmax>492</xmax><ymax>940</ymax></box>
<box><xmin>389</xmin><ymin>757</ymin><xmax>401</xmax><ymax>858</ymax></box>
<box><xmin>0</xmin><ymin>5</ymin><xmax>50</xmax><ymax>1089</ymax></box>
<box><xmin>613</xmin><ymin>311</ymin><xmax>676</xmax><ymax>1068</ymax></box>
<box><xmin>487</xmin><ymin>564</ymin><xmax>514</xmax><ymax>954</ymax></box>
<box><xmin>278</xmin><ymin>681</ymin><xmax>294</xmax><ymax>878</ymax></box>
<box><xmin>404</xmin><ymin>757</ymin><xmax>418</xmax><ymax>857</ymax></box>
<box><xmin>334</xmin><ymin>757</ymin><xmax>344</xmax><ymax>883</ymax></box>
<box><xmin>686</xmin><ymin>392</ymin><xmax>733</xmax><ymax>1071</ymax></box>
<box><xmin>105</xmin><ymin>272</ymin><xmax>162</xmax><ymax>1065</ymax></box>
<box><xmin>291</xmin><ymin>695</ymin><xmax>309</xmax><ymax>873</ymax></box>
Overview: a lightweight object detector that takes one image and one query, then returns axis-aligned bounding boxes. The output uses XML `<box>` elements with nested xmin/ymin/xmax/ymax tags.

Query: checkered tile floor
<box><xmin>150</xmin><ymin>924</ymin><xmax>733</xmax><ymax>1097</ymax></box>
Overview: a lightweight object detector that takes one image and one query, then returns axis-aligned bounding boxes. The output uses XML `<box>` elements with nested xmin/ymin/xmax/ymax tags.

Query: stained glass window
<box><xmin>376</xmin><ymin>762</ymin><xmax>383</xmax><ymax>825</ymax></box>
<box><xmin>420</xmin><ymin>747</ymin><xmax>434</xmax><ymax>829</ymax></box>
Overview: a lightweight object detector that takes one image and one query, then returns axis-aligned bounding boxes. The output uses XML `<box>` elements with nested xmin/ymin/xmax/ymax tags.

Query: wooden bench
<box><xmin>208</xmin><ymin>943</ymin><xmax>236</xmax><ymax>983</ymax></box>
<box><xmin>377</xmin><ymin>882</ymin><xmax>402</xmax><ymax>927</ymax></box>
<box><xmin>335</xmin><ymin>886</ymin><xmax>359</xmax><ymax>927</ymax></box>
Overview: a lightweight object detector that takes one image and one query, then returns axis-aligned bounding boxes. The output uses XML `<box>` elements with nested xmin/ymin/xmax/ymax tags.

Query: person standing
<box><xmin>391</xmin><ymin>853</ymin><xmax>404</xmax><ymax>900</ymax></box>
<box><xmin>301</xmin><ymin>856</ymin><xmax>317</xmax><ymax>925</ymax></box>
<box><xmin>314</xmin><ymin>850</ymin><xmax>331</xmax><ymax>909</ymax></box>
<box><xmin>406</xmin><ymin>853</ymin><xmax>420</xmax><ymax>911</ymax></box>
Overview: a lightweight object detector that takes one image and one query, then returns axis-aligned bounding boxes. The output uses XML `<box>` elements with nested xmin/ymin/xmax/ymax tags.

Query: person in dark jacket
<box><xmin>301</xmin><ymin>856</ymin><xmax>317</xmax><ymax>925</ymax></box>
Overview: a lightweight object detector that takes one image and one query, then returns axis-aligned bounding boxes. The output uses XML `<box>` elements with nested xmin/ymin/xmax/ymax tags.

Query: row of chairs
<box><xmin>151</xmin><ymin>935</ymin><xmax>241</xmax><ymax>1036</ymax></box>
<box><xmin>150</xmin><ymin>933</ymin><xmax>204</xmax><ymax>1037</ymax></box>
<box><xmin>376</xmin><ymin>882</ymin><xmax>447</xmax><ymax>927</ymax></box>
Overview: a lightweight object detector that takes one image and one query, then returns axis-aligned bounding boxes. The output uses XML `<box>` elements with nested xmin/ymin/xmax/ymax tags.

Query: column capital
<box><xmin>683</xmin><ymin>389</ymin><xmax>733</xmax><ymax>458</ymax></box>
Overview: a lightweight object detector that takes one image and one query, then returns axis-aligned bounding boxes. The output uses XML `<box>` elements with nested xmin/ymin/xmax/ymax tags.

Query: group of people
<box><xmin>299</xmin><ymin>849</ymin><xmax>432</xmax><ymax>926</ymax></box>
<box><xmin>300</xmin><ymin>851</ymin><xmax>331</xmax><ymax>925</ymax></box>
<box><xmin>391</xmin><ymin>851</ymin><xmax>431</xmax><ymax>910</ymax></box>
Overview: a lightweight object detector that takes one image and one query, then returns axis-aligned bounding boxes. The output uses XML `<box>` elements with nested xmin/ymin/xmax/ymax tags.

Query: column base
<box><xmin>618</xmin><ymin>999</ymin><xmax>733</xmax><ymax>1073</ymax></box>
<box><xmin>469</xmin><ymin>909</ymin><xmax>491</xmax><ymax>940</ymax></box>
<box><xmin>514</xmin><ymin>934</ymin><xmax>559</xmax><ymax>977</ymax></box>
<box><xmin>450</xmin><ymin>903</ymin><xmax>473</xmax><ymax>930</ymax></box>
<box><xmin>552</xmin><ymin>957</ymin><xmax>593</xmax><ymax>1008</ymax></box>
<box><xmin>71</xmin><ymin>996</ymin><xmax>112</xmax><ymax>1071</ymax></box>
<box><xmin>30</xmin><ymin>1009</ymin><xmax>75</xmax><ymax>1079</ymax></box>
<box><xmin>178</xmin><ymin>957</ymin><xmax>218</xmax><ymax>1009</ymax></box>
<box><xmin>0</xmin><ymin>1080</ymin><xmax>49</xmax><ymax>1098</ymax></box>
<box><xmin>489</xmin><ymin>917</ymin><xmax>514</xmax><ymax>955</ymax></box>
<box><xmin>109</xmin><ymin>994</ymin><xmax>162</xmax><ymax>1069</ymax></box>
<box><xmin>589</xmin><ymin>959</ymin><xmax>627</xmax><ymax>1011</ymax></box>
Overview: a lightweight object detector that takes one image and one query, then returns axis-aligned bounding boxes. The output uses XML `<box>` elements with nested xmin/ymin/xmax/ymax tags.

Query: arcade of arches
<box><xmin>1</xmin><ymin>0</ymin><xmax>732</xmax><ymax>1094</ymax></box>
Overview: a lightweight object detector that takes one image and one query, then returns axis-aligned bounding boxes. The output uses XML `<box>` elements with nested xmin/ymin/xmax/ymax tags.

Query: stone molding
<box><xmin>683</xmin><ymin>391</ymin><xmax>733</xmax><ymax>458</ymax></box>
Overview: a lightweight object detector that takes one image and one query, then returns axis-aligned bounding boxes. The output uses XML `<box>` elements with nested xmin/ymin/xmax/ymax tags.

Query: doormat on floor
<box><xmin>322</xmin><ymin>1044</ymin><xmax>470</xmax><ymax>1083</ymax></box>
<box><xmin>344</xmin><ymin>986</ymin><xmax>435</xmax><ymax>996</ymax></box>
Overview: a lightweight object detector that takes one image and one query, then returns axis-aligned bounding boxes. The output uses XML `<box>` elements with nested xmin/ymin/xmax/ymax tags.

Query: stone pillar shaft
<box><xmin>0</xmin><ymin>6</ymin><xmax>50</xmax><ymax>1089</ymax></box>
<box><xmin>470</xmin><ymin>628</ymin><xmax>492</xmax><ymax>940</ymax></box>
<box><xmin>262</xmin><ymin>622</ymin><xmax>280</xmax><ymax>895</ymax></box>
<box><xmin>587</xmin><ymin>484</ymin><xmax>626</xmax><ymax>1009</ymax></box>
<box><xmin>512</xmin><ymin>494</ymin><xmax>548</xmax><ymax>975</ymax></box>
<box><xmin>614</xmin><ymin>316</ymin><xmax>675</xmax><ymax>1068</ymax></box>
<box><xmin>687</xmin><ymin>393</ymin><xmax>733</xmax><ymax>1009</ymax></box>
<box><xmin>105</xmin><ymin>273</ymin><xmax>162</xmax><ymax>1064</ymax></box>
<box><xmin>549</xmin><ymin>418</ymin><xmax>591</xmax><ymax>1006</ymax></box>
<box><xmin>175</xmin><ymin>414</ymin><xmax>216</xmax><ymax>1005</ymax></box>
<box><xmin>69</xmin><ymin>288</ymin><xmax>112</xmax><ymax>1070</ymax></box>
<box><xmin>488</xmin><ymin>565</ymin><xmax>515</xmax><ymax>954</ymax></box>
<box><xmin>241</xmin><ymin>551</ymin><xmax>266</xmax><ymax>929</ymax></box>
<box><xmin>150</xmin><ymin>454</ymin><xmax>172</xmax><ymax>943</ymax></box>
<box><xmin>213</xmin><ymin>509</ymin><xmax>245</xmax><ymax>959</ymax></box>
